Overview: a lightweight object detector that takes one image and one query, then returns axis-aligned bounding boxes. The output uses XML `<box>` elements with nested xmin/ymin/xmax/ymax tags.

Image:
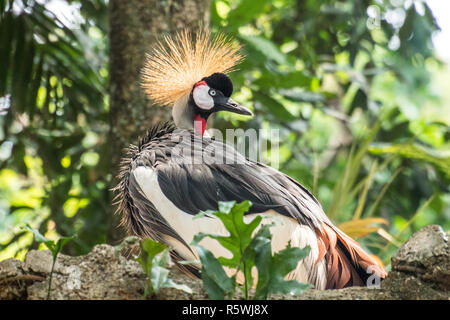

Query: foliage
<box><xmin>369</xmin><ymin>143</ymin><xmax>450</xmax><ymax>178</ymax></box>
<box><xmin>24</xmin><ymin>224</ymin><xmax>74</xmax><ymax>299</ymax></box>
<box><xmin>192</xmin><ymin>201</ymin><xmax>311</xmax><ymax>300</ymax></box>
<box><xmin>0</xmin><ymin>0</ymin><xmax>110</xmax><ymax>258</ymax></box>
<box><xmin>210</xmin><ymin>0</ymin><xmax>450</xmax><ymax>265</ymax></box>
<box><xmin>0</xmin><ymin>0</ymin><xmax>449</xmax><ymax>271</ymax></box>
<box><xmin>251</xmin><ymin>226</ymin><xmax>311</xmax><ymax>299</ymax></box>
<box><xmin>136</xmin><ymin>238</ymin><xmax>192</xmax><ymax>298</ymax></box>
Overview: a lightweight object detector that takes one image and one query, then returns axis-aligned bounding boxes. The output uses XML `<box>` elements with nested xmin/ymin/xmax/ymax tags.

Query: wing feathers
<box><xmin>317</xmin><ymin>223</ymin><xmax>386</xmax><ymax>289</ymax></box>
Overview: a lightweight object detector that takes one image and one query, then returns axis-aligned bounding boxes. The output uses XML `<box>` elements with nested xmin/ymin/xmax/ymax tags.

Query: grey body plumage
<box><xmin>113</xmin><ymin>121</ymin><xmax>384</xmax><ymax>288</ymax></box>
<box><xmin>114</xmin><ymin>30</ymin><xmax>386</xmax><ymax>289</ymax></box>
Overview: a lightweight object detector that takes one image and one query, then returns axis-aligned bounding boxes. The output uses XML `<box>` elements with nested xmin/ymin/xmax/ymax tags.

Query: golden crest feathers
<box><xmin>141</xmin><ymin>29</ymin><xmax>243</xmax><ymax>107</ymax></box>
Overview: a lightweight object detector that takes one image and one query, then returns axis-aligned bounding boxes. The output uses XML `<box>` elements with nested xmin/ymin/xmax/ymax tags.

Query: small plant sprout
<box><xmin>24</xmin><ymin>224</ymin><xmax>75</xmax><ymax>300</ymax></box>
<box><xmin>136</xmin><ymin>238</ymin><xmax>192</xmax><ymax>298</ymax></box>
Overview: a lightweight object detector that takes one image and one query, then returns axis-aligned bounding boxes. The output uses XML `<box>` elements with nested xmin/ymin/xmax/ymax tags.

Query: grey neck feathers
<box><xmin>172</xmin><ymin>95</ymin><xmax>195</xmax><ymax>130</ymax></box>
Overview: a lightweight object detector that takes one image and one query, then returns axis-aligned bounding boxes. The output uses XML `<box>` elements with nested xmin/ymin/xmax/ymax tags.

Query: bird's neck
<box><xmin>172</xmin><ymin>95</ymin><xmax>208</xmax><ymax>136</ymax></box>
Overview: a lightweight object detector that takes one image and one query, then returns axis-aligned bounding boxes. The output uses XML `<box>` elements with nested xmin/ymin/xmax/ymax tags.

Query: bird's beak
<box><xmin>216</xmin><ymin>97</ymin><xmax>253</xmax><ymax>116</ymax></box>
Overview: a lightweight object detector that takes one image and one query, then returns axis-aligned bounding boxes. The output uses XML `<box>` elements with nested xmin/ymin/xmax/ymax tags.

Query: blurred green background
<box><xmin>0</xmin><ymin>0</ymin><xmax>449</xmax><ymax>270</ymax></box>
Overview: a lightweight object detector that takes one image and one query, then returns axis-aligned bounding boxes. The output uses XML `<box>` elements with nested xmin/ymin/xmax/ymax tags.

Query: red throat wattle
<box><xmin>194</xmin><ymin>114</ymin><xmax>206</xmax><ymax>136</ymax></box>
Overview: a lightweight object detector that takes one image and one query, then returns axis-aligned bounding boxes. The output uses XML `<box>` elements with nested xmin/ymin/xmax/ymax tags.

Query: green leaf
<box><xmin>136</xmin><ymin>238</ymin><xmax>166</xmax><ymax>276</ymax></box>
<box><xmin>240</xmin><ymin>35</ymin><xmax>288</xmax><ymax>65</ymax></box>
<box><xmin>54</xmin><ymin>236</ymin><xmax>75</xmax><ymax>258</ymax></box>
<box><xmin>142</xmin><ymin>238</ymin><xmax>167</xmax><ymax>258</ymax></box>
<box><xmin>136</xmin><ymin>238</ymin><xmax>192</xmax><ymax>297</ymax></box>
<box><xmin>192</xmin><ymin>200</ymin><xmax>259</xmax><ymax>298</ymax></box>
<box><xmin>201</xmin><ymin>268</ymin><xmax>230</xmax><ymax>300</ymax></box>
<box><xmin>253</xmin><ymin>91</ymin><xmax>296</xmax><ymax>121</ymax></box>
<box><xmin>369</xmin><ymin>143</ymin><xmax>450</xmax><ymax>178</ymax></box>
<box><xmin>248</xmin><ymin>226</ymin><xmax>272</xmax><ymax>299</ymax></box>
<box><xmin>192</xmin><ymin>200</ymin><xmax>310</xmax><ymax>300</ymax></box>
<box><xmin>162</xmin><ymin>278</ymin><xmax>193</xmax><ymax>294</ymax></box>
<box><xmin>252</xmin><ymin>225</ymin><xmax>311</xmax><ymax>299</ymax></box>
<box><xmin>227</xmin><ymin>0</ymin><xmax>269</xmax><ymax>27</ymax></box>
<box><xmin>151</xmin><ymin>265</ymin><xmax>170</xmax><ymax>294</ymax></box>
<box><xmin>23</xmin><ymin>224</ymin><xmax>74</xmax><ymax>258</ymax></box>
<box><xmin>193</xmin><ymin>201</ymin><xmax>259</xmax><ymax>285</ymax></box>
<box><xmin>23</xmin><ymin>224</ymin><xmax>52</xmax><ymax>245</ymax></box>
<box><xmin>192</xmin><ymin>242</ymin><xmax>235</xmax><ymax>300</ymax></box>
<box><xmin>218</xmin><ymin>200</ymin><xmax>237</xmax><ymax>214</ymax></box>
<box><xmin>270</xmin><ymin>246</ymin><xmax>312</xmax><ymax>294</ymax></box>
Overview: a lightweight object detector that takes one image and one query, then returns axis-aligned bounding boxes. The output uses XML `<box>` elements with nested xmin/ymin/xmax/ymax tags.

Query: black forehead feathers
<box><xmin>202</xmin><ymin>73</ymin><xmax>233</xmax><ymax>97</ymax></box>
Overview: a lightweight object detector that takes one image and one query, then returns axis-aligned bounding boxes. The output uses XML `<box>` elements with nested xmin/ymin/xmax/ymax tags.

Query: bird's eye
<box><xmin>209</xmin><ymin>89</ymin><xmax>216</xmax><ymax>96</ymax></box>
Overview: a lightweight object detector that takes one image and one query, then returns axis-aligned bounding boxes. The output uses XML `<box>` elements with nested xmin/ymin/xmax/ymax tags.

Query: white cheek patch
<box><xmin>193</xmin><ymin>85</ymin><xmax>214</xmax><ymax>110</ymax></box>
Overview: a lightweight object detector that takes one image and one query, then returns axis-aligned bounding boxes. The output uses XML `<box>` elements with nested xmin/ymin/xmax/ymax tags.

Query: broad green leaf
<box><xmin>192</xmin><ymin>201</ymin><xmax>310</xmax><ymax>300</ymax></box>
<box><xmin>270</xmin><ymin>246</ymin><xmax>312</xmax><ymax>293</ymax></box>
<box><xmin>196</xmin><ymin>201</ymin><xmax>259</xmax><ymax>269</ymax></box>
<box><xmin>57</xmin><ymin>235</ymin><xmax>76</xmax><ymax>247</ymax></box>
<box><xmin>248</xmin><ymin>226</ymin><xmax>272</xmax><ymax>299</ymax></box>
<box><xmin>192</xmin><ymin>241</ymin><xmax>235</xmax><ymax>299</ymax></box>
<box><xmin>212</xmin><ymin>201</ymin><xmax>261</xmax><ymax>298</ymax></box>
<box><xmin>201</xmin><ymin>269</ymin><xmax>229</xmax><ymax>300</ymax></box>
<box><xmin>252</xmin><ymin>225</ymin><xmax>311</xmax><ymax>299</ymax></box>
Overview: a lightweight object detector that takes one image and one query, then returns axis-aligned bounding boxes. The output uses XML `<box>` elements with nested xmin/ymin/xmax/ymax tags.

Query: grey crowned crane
<box><xmin>114</xmin><ymin>30</ymin><xmax>386</xmax><ymax>289</ymax></box>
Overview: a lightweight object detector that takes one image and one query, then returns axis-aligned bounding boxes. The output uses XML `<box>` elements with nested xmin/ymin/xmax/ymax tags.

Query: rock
<box><xmin>272</xmin><ymin>286</ymin><xmax>383</xmax><ymax>300</ymax></box>
<box><xmin>390</xmin><ymin>224</ymin><xmax>449</xmax><ymax>291</ymax></box>
<box><xmin>0</xmin><ymin>225</ymin><xmax>449</xmax><ymax>300</ymax></box>
<box><xmin>0</xmin><ymin>258</ymin><xmax>27</xmax><ymax>300</ymax></box>
<box><xmin>381</xmin><ymin>271</ymin><xmax>449</xmax><ymax>300</ymax></box>
<box><xmin>0</xmin><ymin>258</ymin><xmax>24</xmax><ymax>278</ymax></box>
<box><xmin>25</xmin><ymin>250</ymin><xmax>53</xmax><ymax>274</ymax></box>
<box><xmin>26</xmin><ymin>244</ymin><xmax>148</xmax><ymax>300</ymax></box>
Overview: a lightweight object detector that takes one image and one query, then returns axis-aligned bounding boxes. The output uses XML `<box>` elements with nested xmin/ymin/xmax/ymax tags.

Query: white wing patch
<box><xmin>132</xmin><ymin>166</ymin><xmax>228</xmax><ymax>261</ymax></box>
<box><xmin>132</xmin><ymin>166</ymin><xmax>327</xmax><ymax>289</ymax></box>
<box><xmin>193</xmin><ymin>85</ymin><xmax>214</xmax><ymax>110</ymax></box>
